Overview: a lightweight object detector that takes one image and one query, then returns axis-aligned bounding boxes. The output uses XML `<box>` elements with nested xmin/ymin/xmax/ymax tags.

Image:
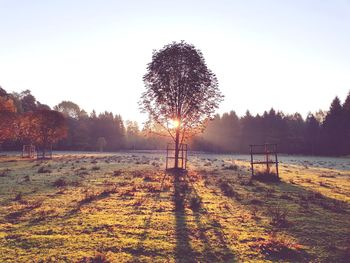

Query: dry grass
<box><xmin>0</xmin><ymin>152</ymin><xmax>349</xmax><ymax>262</ymax></box>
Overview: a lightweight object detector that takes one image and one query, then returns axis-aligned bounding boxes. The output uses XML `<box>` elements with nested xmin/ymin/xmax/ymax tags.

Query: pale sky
<box><xmin>0</xmin><ymin>0</ymin><xmax>350</xmax><ymax>124</ymax></box>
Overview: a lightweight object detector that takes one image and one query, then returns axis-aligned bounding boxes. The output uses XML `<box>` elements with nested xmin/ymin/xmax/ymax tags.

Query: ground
<box><xmin>0</xmin><ymin>152</ymin><xmax>349</xmax><ymax>262</ymax></box>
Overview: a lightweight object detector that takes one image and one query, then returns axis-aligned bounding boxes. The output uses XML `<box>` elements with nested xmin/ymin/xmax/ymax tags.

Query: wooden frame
<box><xmin>22</xmin><ymin>145</ymin><xmax>36</xmax><ymax>158</ymax></box>
<box><xmin>36</xmin><ymin>145</ymin><xmax>53</xmax><ymax>160</ymax></box>
<box><xmin>250</xmin><ymin>143</ymin><xmax>279</xmax><ymax>178</ymax></box>
<box><xmin>166</xmin><ymin>143</ymin><xmax>188</xmax><ymax>170</ymax></box>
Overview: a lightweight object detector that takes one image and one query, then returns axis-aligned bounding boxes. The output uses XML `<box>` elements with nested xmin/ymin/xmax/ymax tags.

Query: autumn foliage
<box><xmin>0</xmin><ymin>87</ymin><xmax>67</xmax><ymax>151</ymax></box>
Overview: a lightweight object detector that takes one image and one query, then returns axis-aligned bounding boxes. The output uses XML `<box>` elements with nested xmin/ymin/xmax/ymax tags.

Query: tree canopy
<box><xmin>140</xmin><ymin>41</ymin><xmax>223</xmax><ymax>142</ymax></box>
<box><xmin>140</xmin><ymin>41</ymin><xmax>223</xmax><ymax>168</ymax></box>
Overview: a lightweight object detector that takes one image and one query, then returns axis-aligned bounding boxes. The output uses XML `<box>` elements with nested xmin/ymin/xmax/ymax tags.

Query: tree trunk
<box><xmin>43</xmin><ymin>136</ymin><xmax>47</xmax><ymax>159</ymax></box>
<box><xmin>174</xmin><ymin>127</ymin><xmax>180</xmax><ymax>169</ymax></box>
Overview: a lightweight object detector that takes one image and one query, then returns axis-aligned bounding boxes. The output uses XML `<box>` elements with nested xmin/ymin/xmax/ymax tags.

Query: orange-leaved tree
<box><xmin>30</xmin><ymin>110</ymin><xmax>67</xmax><ymax>158</ymax></box>
<box><xmin>0</xmin><ymin>87</ymin><xmax>18</xmax><ymax>143</ymax></box>
<box><xmin>140</xmin><ymin>41</ymin><xmax>223</xmax><ymax>169</ymax></box>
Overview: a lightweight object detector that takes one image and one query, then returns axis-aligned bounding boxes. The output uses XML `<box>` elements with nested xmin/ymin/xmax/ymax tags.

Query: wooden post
<box><xmin>181</xmin><ymin>144</ymin><xmax>184</xmax><ymax>169</ymax></box>
<box><xmin>185</xmin><ymin>144</ymin><xmax>188</xmax><ymax>169</ymax></box>
<box><xmin>250</xmin><ymin>145</ymin><xmax>254</xmax><ymax>177</ymax></box>
<box><xmin>275</xmin><ymin>144</ymin><xmax>279</xmax><ymax>178</ymax></box>
<box><xmin>265</xmin><ymin>144</ymin><xmax>270</xmax><ymax>174</ymax></box>
<box><xmin>174</xmin><ymin>129</ymin><xmax>180</xmax><ymax>169</ymax></box>
<box><xmin>166</xmin><ymin>144</ymin><xmax>169</xmax><ymax>170</ymax></box>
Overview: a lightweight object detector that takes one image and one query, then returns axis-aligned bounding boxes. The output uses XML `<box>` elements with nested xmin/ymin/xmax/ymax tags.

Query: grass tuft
<box><xmin>269</xmin><ymin>206</ymin><xmax>289</xmax><ymax>228</ymax></box>
<box><xmin>52</xmin><ymin>177</ymin><xmax>68</xmax><ymax>187</ymax></box>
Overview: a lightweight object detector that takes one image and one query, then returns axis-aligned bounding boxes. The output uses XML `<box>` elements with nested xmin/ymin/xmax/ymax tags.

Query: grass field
<box><xmin>0</xmin><ymin>152</ymin><xmax>349</xmax><ymax>262</ymax></box>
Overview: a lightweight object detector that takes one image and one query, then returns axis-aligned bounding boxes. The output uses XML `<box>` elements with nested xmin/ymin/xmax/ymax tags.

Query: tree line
<box><xmin>192</xmin><ymin>94</ymin><xmax>350</xmax><ymax>156</ymax></box>
<box><xmin>0</xmin><ymin>87</ymin><xmax>166</xmax><ymax>152</ymax></box>
<box><xmin>1</xmin><ymin>86</ymin><xmax>349</xmax><ymax>156</ymax></box>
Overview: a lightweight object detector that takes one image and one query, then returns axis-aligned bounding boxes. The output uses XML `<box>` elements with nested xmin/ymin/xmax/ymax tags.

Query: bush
<box><xmin>189</xmin><ymin>196</ymin><xmax>202</xmax><ymax>212</ymax></box>
<box><xmin>0</xmin><ymin>169</ymin><xmax>10</xmax><ymax>177</ymax></box>
<box><xmin>253</xmin><ymin>170</ymin><xmax>280</xmax><ymax>182</ymax></box>
<box><xmin>249</xmin><ymin>199</ymin><xmax>263</xmax><ymax>205</ymax></box>
<box><xmin>255</xmin><ymin>234</ymin><xmax>307</xmax><ymax>261</ymax></box>
<box><xmin>78</xmin><ymin>252</ymin><xmax>110</xmax><ymax>263</ymax></box>
<box><xmin>91</xmin><ymin>166</ymin><xmax>100</xmax><ymax>171</ymax></box>
<box><xmin>112</xmin><ymin>170</ymin><xmax>122</xmax><ymax>176</ymax></box>
<box><xmin>38</xmin><ymin>166</ymin><xmax>52</xmax><ymax>173</ymax></box>
<box><xmin>14</xmin><ymin>192</ymin><xmax>23</xmax><ymax>201</ymax></box>
<box><xmin>53</xmin><ymin>177</ymin><xmax>67</xmax><ymax>188</ymax></box>
<box><xmin>219</xmin><ymin>181</ymin><xmax>236</xmax><ymax>197</ymax></box>
<box><xmin>222</xmin><ymin>164</ymin><xmax>238</xmax><ymax>170</ymax></box>
<box><xmin>143</xmin><ymin>174</ymin><xmax>154</xmax><ymax>182</ymax></box>
<box><xmin>269</xmin><ymin>206</ymin><xmax>289</xmax><ymax>228</ymax></box>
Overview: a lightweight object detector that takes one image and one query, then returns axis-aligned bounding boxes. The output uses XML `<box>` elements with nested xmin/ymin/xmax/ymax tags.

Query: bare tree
<box><xmin>54</xmin><ymin>101</ymin><xmax>84</xmax><ymax>119</ymax></box>
<box><xmin>97</xmin><ymin>137</ymin><xmax>107</xmax><ymax>152</ymax></box>
<box><xmin>140</xmin><ymin>41</ymin><xmax>223</xmax><ymax>168</ymax></box>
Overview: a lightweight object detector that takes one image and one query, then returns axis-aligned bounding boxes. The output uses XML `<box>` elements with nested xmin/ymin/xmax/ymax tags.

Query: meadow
<box><xmin>0</xmin><ymin>151</ymin><xmax>349</xmax><ymax>262</ymax></box>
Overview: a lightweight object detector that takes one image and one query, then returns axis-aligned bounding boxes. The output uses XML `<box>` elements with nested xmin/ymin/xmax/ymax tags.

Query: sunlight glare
<box><xmin>170</xmin><ymin>119</ymin><xmax>180</xmax><ymax>129</ymax></box>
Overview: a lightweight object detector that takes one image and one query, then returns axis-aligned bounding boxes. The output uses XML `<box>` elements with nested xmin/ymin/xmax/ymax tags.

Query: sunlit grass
<box><xmin>0</xmin><ymin>153</ymin><xmax>349</xmax><ymax>262</ymax></box>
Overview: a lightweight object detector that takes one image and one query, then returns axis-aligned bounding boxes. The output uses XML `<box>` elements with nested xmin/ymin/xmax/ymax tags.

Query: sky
<box><xmin>0</xmin><ymin>0</ymin><xmax>350</xmax><ymax>125</ymax></box>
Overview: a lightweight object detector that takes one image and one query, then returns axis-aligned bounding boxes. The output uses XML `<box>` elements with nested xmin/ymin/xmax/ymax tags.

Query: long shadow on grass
<box><xmin>131</xmin><ymin>172</ymin><xmax>169</xmax><ymax>261</ymax></box>
<box><xmin>172</xmin><ymin>169</ymin><xmax>235</xmax><ymax>263</ymax></box>
<box><xmin>187</xmin><ymin>174</ymin><xmax>236</xmax><ymax>262</ymax></box>
<box><xmin>173</xmin><ymin>169</ymin><xmax>196</xmax><ymax>263</ymax></box>
<box><xmin>232</xmin><ymin>178</ymin><xmax>350</xmax><ymax>261</ymax></box>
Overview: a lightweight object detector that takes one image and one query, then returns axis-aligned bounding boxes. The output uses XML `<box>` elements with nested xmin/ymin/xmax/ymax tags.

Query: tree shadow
<box><xmin>234</xmin><ymin>178</ymin><xmax>350</xmax><ymax>261</ymax></box>
<box><xmin>172</xmin><ymin>169</ymin><xmax>196</xmax><ymax>263</ymax></box>
<box><xmin>171</xmin><ymin>169</ymin><xmax>235</xmax><ymax>262</ymax></box>
<box><xmin>187</xmin><ymin>175</ymin><xmax>236</xmax><ymax>262</ymax></box>
<box><xmin>131</xmin><ymin>172</ymin><xmax>169</xmax><ymax>261</ymax></box>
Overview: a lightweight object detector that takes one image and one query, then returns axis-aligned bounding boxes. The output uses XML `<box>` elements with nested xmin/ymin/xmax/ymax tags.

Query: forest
<box><xmin>1</xmin><ymin>86</ymin><xmax>350</xmax><ymax>156</ymax></box>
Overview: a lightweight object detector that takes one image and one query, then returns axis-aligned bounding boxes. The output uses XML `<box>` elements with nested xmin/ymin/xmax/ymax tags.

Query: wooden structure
<box><xmin>166</xmin><ymin>143</ymin><xmax>188</xmax><ymax>170</ymax></box>
<box><xmin>22</xmin><ymin>145</ymin><xmax>36</xmax><ymax>158</ymax></box>
<box><xmin>36</xmin><ymin>145</ymin><xmax>53</xmax><ymax>160</ymax></box>
<box><xmin>250</xmin><ymin>143</ymin><xmax>279</xmax><ymax>179</ymax></box>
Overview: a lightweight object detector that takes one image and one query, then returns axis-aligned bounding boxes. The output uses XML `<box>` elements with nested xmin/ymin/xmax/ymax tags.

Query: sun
<box><xmin>170</xmin><ymin>119</ymin><xmax>180</xmax><ymax>129</ymax></box>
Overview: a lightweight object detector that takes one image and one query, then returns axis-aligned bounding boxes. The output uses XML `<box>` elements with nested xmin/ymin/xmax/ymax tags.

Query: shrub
<box><xmin>78</xmin><ymin>252</ymin><xmax>110</xmax><ymax>263</ymax></box>
<box><xmin>53</xmin><ymin>177</ymin><xmax>67</xmax><ymax>188</ymax></box>
<box><xmin>14</xmin><ymin>192</ymin><xmax>23</xmax><ymax>201</ymax></box>
<box><xmin>254</xmin><ymin>234</ymin><xmax>307</xmax><ymax>261</ymax></box>
<box><xmin>143</xmin><ymin>174</ymin><xmax>154</xmax><ymax>182</ymax></box>
<box><xmin>219</xmin><ymin>181</ymin><xmax>236</xmax><ymax>198</ymax></box>
<box><xmin>112</xmin><ymin>170</ymin><xmax>122</xmax><ymax>176</ymax></box>
<box><xmin>38</xmin><ymin>166</ymin><xmax>52</xmax><ymax>173</ymax></box>
<box><xmin>249</xmin><ymin>199</ymin><xmax>263</xmax><ymax>206</ymax></box>
<box><xmin>0</xmin><ymin>169</ymin><xmax>10</xmax><ymax>177</ymax></box>
<box><xmin>222</xmin><ymin>164</ymin><xmax>238</xmax><ymax>170</ymax></box>
<box><xmin>189</xmin><ymin>196</ymin><xmax>202</xmax><ymax>212</ymax></box>
<box><xmin>269</xmin><ymin>206</ymin><xmax>289</xmax><ymax>228</ymax></box>
<box><xmin>253</xmin><ymin>170</ymin><xmax>280</xmax><ymax>182</ymax></box>
<box><xmin>80</xmin><ymin>191</ymin><xmax>98</xmax><ymax>204</ymax></box>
